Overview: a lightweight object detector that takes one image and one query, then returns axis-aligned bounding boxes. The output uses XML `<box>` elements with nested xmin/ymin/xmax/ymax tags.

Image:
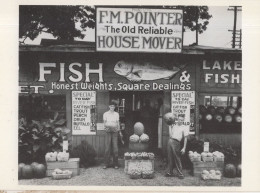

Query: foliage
<box><xmin>19</xmin><ymin>6</ymin><xmax>211</xmax><ymax>43</ymax></box>
<box><xmin>18</xmin><ymin>113</ymin><xmax>70</xmax><ymax>164</ymax></box>
<box><xmin>19</xmin><ymin>5</ymin><xmax>95</xmax><ymax>42</ymax></box>
<box><xmin>70</xmin><ymin>140</ymin><xmax>96</xmax><ymax>168</ymax></box>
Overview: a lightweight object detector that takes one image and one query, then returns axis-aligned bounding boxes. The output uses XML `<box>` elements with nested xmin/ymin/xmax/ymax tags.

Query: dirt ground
<box><xmin>19</xmin><ymin>158</ymin><xmax>241</xmax><ymax>186</ymax></box>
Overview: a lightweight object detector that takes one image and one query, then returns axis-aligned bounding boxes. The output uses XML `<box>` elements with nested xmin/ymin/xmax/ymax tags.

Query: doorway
<box><xmin>109</xmin><ymin>91</ymin><xmax>164</xmax><ymax>156</ymax></box>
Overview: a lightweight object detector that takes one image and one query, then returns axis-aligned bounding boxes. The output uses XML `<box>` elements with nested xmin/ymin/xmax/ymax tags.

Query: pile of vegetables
<box><xmin>19</xmin><ymin>162</ymin><xmax>46</xmax><ymax>179</ymax></box>
<box><xmin>57</xmin><ymin>152</ymin><xmax>69</xmax><ymax>162</ymax></box>
<box><xmin>128</xmin><ymin>161</ymin><xmax>154</xmax><ymax>179</ymax></box>
<box><xmin>188</xmin><ymin>151</ymin><xmax>201</xmax><ymax>162</ymax></box>
<box><xmin>45</xmin><ymin>152</ymin><xmax>58</xmax><ymax>162</ymax></box>
<box><xmin>201</xmin><ymin>169</ymin><xmax>222</xmax><ymax>180</ymax></box>
<box><xmin>124</xmin><ymin>152</ymin><xmax>154</xmax><ymax>160</ymax></box>
<box><xmin>188</xmin><ymin>151</ymin><xmax>225</xmax><ymax>162</ymax></box>
<box><xmin>52</xmin><ymin>168</ymin><xmax>72</xmax><ymax>175</ymax></box>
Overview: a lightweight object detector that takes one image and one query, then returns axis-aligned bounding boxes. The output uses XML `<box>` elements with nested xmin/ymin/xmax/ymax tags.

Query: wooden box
<box><xmin>124</xmin><ymin>159</ymin><xmax>154</xmax><ymax>174</ymax></box>
<box><xmin>46</xmin><ymin>158</ymin><xmax>80</xmax><ymax>177</ymax></box>
<box><xmin>192</xmin><ymin>161</ymin><xmax>224</xmax><ymax>177</ymax></box>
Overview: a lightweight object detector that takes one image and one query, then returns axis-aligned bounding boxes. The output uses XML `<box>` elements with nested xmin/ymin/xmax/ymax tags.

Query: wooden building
<box><xmin>19</xmin><ymin>40</ymin><xmax>242</xmax><ymax>158</ymax></box>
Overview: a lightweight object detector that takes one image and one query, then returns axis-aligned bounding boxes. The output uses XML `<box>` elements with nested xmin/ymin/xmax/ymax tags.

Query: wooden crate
<box><xmin>192</xmin><ymin>161</ymin><xmax>224</xmax><ymax>177</ymax></box>
<box><xmin>46</xmin><ymin>158</ymin><xmax>80</xmax><ymax>177</ymax></box>
<box><xmin>124</xmin><ymin>159</ymin><xmax>154</xmax><ymax>174</ymax></box>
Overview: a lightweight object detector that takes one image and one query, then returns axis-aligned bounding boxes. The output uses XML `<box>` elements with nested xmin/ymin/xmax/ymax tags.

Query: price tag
<box><xmin>204</xmin><ymin>142</ymin><xmax>209</xmax><ymax>152</ymax></box>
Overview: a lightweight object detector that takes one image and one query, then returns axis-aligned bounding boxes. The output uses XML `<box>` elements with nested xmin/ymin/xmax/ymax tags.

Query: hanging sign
<box><xmin>171</xmin><ymin>91</ymin><xmax>195</xmax><ymax>133</ymax></box>
<box><xmin>72</xmin><ymin>91</ymin><xmax>97</xmax><ymax>135</ymax></box>
<box><xmin>96</xmin><ymin>7</ymin><xmax>183</xmax><ymax>53</ymax></box>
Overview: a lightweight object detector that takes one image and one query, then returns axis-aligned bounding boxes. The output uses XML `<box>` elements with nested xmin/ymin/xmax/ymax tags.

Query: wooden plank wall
<box><xmin>69</xmin><ymin>91</ymin><xmax>109</xmax><ymax>159</ymax></box>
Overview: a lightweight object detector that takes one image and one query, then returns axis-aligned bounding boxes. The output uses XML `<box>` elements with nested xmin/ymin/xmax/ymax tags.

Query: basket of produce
<box><xmin>130</xmin><ymin>152</ymin><xmax>137</xmax><ymax>160</ymax></box>
<box><xmin>52</xmin><ymin>169</ymin><xmax>72</xmax><ymax>180</ymax></box>
<box><xmin>129</xmin><ymin>170</ymin><xmax>142</xmax><ymax>179</ymax></box>
<box><xmin>136</xmin><ymin>153</ymin><xmax>142</xmax><ymax>160</ymax></box>
<box><xmin>124</xmin><ymin>152</ymin><xmax>131</xmax><ymax>160</ymax></box>
<box><xmin>213</xmin><ymin>151</ymin><xmax>225</xmax><ymax>162</ymax></box>
<box><xmin>141</xmin><ymin>152</ymin><xmax>149</xmax><ymax>160</ymax></box>
<box><xmin>201</xmin><ymin>152</ymin><xmax>213</xmax><ymax>162</ymax></box>
<box><xmin>201</xmin><ymin>170</ymin><xmax>222</xmax><ymax>180</ymax></box>
<box><xmin>188</xmin><ymin>151</ymin><xmax>201</xmax><ymax>162</ymax></box>
<box><xmin>57</xmin><ymin>152</ymin><xmax>69</xmax><ymax>162</ymax></box>
<box><xmin>45</xmin><ymin>152</ymin><xmax>57</xmax><ymax>162</ymax></box>
<box><xmin>142</xmin><ymin>170</ymin><xmax>154</xmax><ymax>179</ymax></box>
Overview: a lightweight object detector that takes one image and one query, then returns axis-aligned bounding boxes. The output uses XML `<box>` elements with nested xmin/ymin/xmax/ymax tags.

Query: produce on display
<box><xmin>33</xmin><ymin>164</ymin><xmax>46</xmax><ymax>178</ymax></box>
<box><xmin>52</xmin><ymin>168</ymin><xmax>72</xmax><ymax>180</ymax></box>
<box><xmin>140</xmin><ymin>133</ymin><xmax>149</xmax><ymax>142</ymax></box>
<box><xmin>207</xmin><ymin>106</ymin><xmax>216</xmax><ymax>115</ymax></box>
<box><xmin>237</xmin><ymin>106</ymin><xmax>242</xmax><ymax>114</ymax></box>
<box><xmin>205</xmin><ymin>113</ymin><xmax>213</xmax><ymax>121</ymax></box>
<box><xmin>22</xmin><ymin>165</ymin><xmax>34</xmax><ymax>179</ymax></box>
<box><xmin>214</xmin><ymin>114</ymin><xmax>223</xmax><ymax>122</ymax></box>
<box><xmin>201</xmin><ymin>169</ymin><xmax>222</xmax><ymax>180</ymax></box>
<box><xmin>224</xmin><ymin>114</ymin><xmax>233</xmax><ymax>123</ymax></box>
<box><xmin>134</xmin><ymin>122</ymin><xmax>145</xmax><ymax>136</ymax></box>
<box><xmin>234</xmin><ymin>114</ymin><xmax>242</xmax><ymax>123</ymax></box>
<box><xmin>188</xmin><ymin>151</ymin><xmax>201</xmax><ymax>162</ymax></box>
<box><xmin>129</xmin><ymin>134</ymin><xmax>140</xmax><ymax>143</ymax></box>
<box><xmin>45</xmin><ymin>152</ymin><xmax>58</xmax><ymax>162</ymax></box>
<box><xmin>237</xmin><ymin>164</ymin><xmax>241</xmax><ymax>177</ymax></box>
<box><xmin>18</xmin><ymin>163</ymin><xmax>25</xmax><ymax>179</ymax></box>
<box><xmin>163</xmin><ymin>112</ymin><xmax>176</xmax><ymax>125</ymax></box>
<box><xmin>224</xmin><ymin>163</ymin><xmax>237</xmax><ymax>178</ymax></box>
<box><xmin>216</xmin><ymin>107</ymin><xmax>225</xmax><ymax>114</ymax></box>
<box><xmin>226</xmin><ymin>106</ymin><xmax>236</xmax><ymax>115</ymax></box>
<box><xmin>125</xmin><ymin>152</ymin><xmax>154</xmax><ymax>160</ymax></box>
<box><xmin>57</xmin><ymin>151</ymin><xmax>69</xmax><ymax>162</ymax></box>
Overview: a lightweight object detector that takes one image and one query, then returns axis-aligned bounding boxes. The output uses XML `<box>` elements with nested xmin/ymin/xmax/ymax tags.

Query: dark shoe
<box><xmin>165</xmin><ymin>173</ymin><xmax>174</xmax><ymax>177</ymax></box>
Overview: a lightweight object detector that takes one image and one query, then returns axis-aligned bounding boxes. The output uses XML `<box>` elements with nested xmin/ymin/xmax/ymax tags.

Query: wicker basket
<box><xmin>52</xmin><ymin>171</ymin><xmax>72</xmax><ymax>180</ymax></box>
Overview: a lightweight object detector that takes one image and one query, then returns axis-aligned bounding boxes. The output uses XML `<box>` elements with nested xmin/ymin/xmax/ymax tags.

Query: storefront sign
<box><xmin>201</xmin><ymin>59</ymin><xmax>242</xmax><ymax>89</ymax></box>
<box><xmin>171</xmin><ymin>91</ymin><xmax>195</xmax><ymax>133</ymax></box>
<box><xmin>96</xmin><ymin>7</ymin><xmax>183</xmax><ymax>53</ymax></box>
<box><xmin>72</xmin><ymin>91</ymin><xmax>97</xmax><ymax>135</ymax></box>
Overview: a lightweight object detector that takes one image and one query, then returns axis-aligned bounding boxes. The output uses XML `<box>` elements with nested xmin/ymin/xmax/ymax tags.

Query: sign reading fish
<box><xmin>114</xmin><ymin>60</ymin><xmax>185</xmax><ymax>82</ymax></box>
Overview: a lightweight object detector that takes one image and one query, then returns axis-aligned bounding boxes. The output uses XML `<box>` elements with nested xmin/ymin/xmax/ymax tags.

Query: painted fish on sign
<box><xmin>114</xmin><ymin>60</ymin><xmax>186</xmax><ymax>82</ymax></box>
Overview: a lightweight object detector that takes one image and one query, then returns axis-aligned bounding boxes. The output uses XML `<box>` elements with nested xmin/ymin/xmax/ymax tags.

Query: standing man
<box><xmin>165</xmin><ymin>114</ymin><xmax>189</xmax><ymax>179</ymax></box>
<box><xmin>103</xmin><ymin>100</ymin><xmax>120</xmax><ymax>169</ymax></box>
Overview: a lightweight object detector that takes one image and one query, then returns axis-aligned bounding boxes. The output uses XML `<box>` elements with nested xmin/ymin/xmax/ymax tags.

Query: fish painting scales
<box><xmin>114</xmin><ymin>60</ymin><xmax>185</xmax><ymax>82</ymax></box>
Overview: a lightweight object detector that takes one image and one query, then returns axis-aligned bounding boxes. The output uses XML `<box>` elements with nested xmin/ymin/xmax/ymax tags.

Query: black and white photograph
<box><xmin>16</xmin><ymin>5</ymin><xmax>244</xmax><ymax>187</ymax></box>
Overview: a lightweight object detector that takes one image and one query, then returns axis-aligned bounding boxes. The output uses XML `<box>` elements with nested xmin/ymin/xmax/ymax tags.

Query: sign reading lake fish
<box><xmin>96</xmin><ymin>7</ymin><xmax>183</xmax><ymax>53</ymax></box>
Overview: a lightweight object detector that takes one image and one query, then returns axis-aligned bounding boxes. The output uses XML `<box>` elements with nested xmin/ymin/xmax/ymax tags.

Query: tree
<box><xmin>19</xmin><ymin>5</ymin><xmax>95</xmax><ymax>43</ymax></box>
<box><xmin>19</xmin><ymin>6</ymin><xmax>211</xmax><ymax>44</ymax></box>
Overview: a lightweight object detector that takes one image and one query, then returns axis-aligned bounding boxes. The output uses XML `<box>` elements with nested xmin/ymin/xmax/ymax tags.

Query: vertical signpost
<box><xmin>171</xmin><ymin>91</ymin><xmax>195</xmax><ymax>133</ymax></box>
<box><xmin>72</xmin><ymin>91</ymin><xmax>97</xmax><ymax>135</ymax></box>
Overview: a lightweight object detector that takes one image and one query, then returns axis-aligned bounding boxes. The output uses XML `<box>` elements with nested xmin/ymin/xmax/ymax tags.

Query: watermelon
<box><xmin>207</xmin><ymin>105</ymin><xmax>216</xmax><ymax>115</ymax></box>
<box><xmin>226</xmin><ymin>106</ymin><xmax>236</xmax><ymax>115</ymax></box>
<box><xmin>163</xmin><ymin>113</ymin><xmax>176</xmax><ymax>125</ymax></box>
<box><xmin>224</xmin><ymin>164</ymin><xmax>237</xmax><ymax>178</ymax></box>
<box><xmin>18</xmin><ymin>163</ymin><xmax>25</xmax><ymax>179</ymax></box>
<box><xmin>134</xmin><ymin>122</ymin><xmax>145</xmax><ymax>136</ymax></box>
<box><xmin>224</xmin><ymin>114</ymin><xmax>233</xmax><ymax>123</ymax></box>
<box><xmin>237</xmin><ymin>106</ymin><xmax>242</xmax><ymax>114</ymax></box>
<box><xmin>214</xmin><ymin>114</ymin><xmax>223</xmax><ymax>123</ymax></box>
<box><xmin>237</xmin><ymin>164</ymin><xmax>241</xmax><ymax>177</ymax></box>
<box><xmin>234</xmin><ymin>114</ymin><xmax>242</xmax><ymax>123</ymax></box>
<box><xmin>199</xmin><ymin>105</ymin><xmax>207</xmax><ymax>114</ymax></box>
<box><xmin>22</xmin><ymin>165</ymin><xmax>33</xmax><ymax>179</ymax></box>
<box><xmin>216</xmin><ymin>107</ymin><xmax>225</xmax><ymax>114</ymax></box>
<box><xmin>130</xmin><ymin>134</ymin><xmax>140</xmax><ymax>143</ymax></box>
<box><xmin>140</xmin><ymin>133</ymin><xmax>149</xmax><ymax>142</ymax></box>
<box><xmin>34</xmin><ymin>164</ymin><xmax>46</xmax><ymax>178</ymax></box>
<box><xmin>204</xmin><ymin>113</ymin><xmax>213</xmax><ymax>121</ymax></box>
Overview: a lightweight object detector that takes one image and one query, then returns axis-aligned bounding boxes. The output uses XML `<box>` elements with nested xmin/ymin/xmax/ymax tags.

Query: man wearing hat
<box><xmin>103</xmin><ymin>100</ymin><xmax>120</xmax><ymax>169</ymax></box>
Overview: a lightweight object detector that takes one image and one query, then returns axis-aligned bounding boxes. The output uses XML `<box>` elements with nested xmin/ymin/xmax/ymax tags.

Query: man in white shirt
<box><xmin>103</xmin><ymin>100</ymin><xmax>120</xmax><ymax>169</ymax></box>
<box><xmin>165</xmin><ymin>114</ymin><xmax>189</xmax><ymax>179</ymax></box>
